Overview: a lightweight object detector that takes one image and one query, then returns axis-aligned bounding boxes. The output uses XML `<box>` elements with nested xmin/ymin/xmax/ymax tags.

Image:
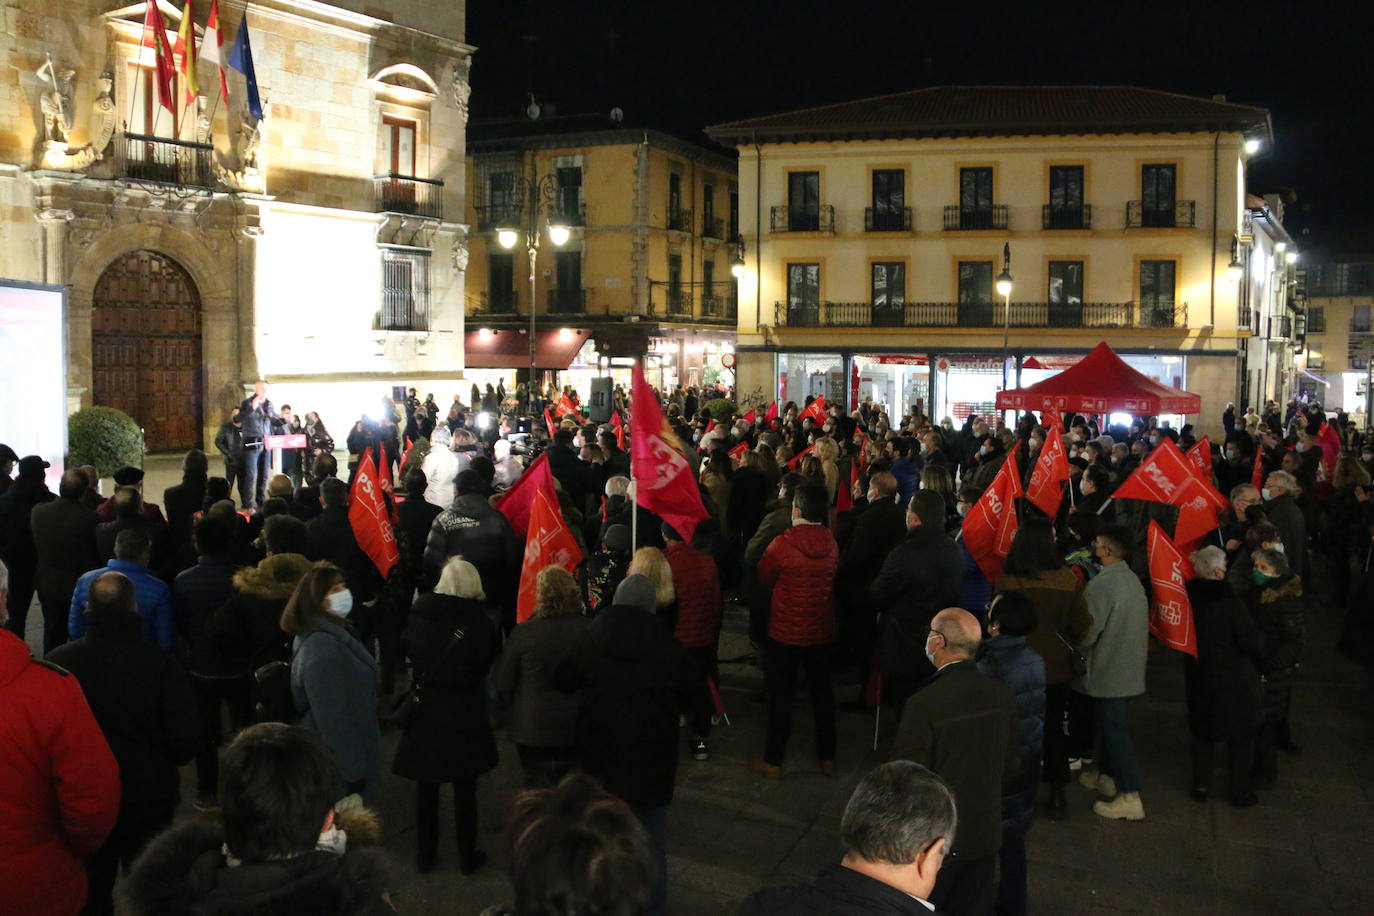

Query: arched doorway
<box><xmin>92</xmin><ymin>250</ymin><xmax>203</xmax><ymax>450</ymax></box>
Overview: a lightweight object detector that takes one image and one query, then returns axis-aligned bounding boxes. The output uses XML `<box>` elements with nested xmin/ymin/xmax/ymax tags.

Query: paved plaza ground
<box><xmin>31</xmin><ymin>454</ymin><xmax>1374</xmax><ymax>914</ymax></box>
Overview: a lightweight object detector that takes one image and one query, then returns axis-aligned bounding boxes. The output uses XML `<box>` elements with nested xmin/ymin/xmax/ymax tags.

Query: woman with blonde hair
<box><xmin>811</xmin><ymin>436</ymin><xmax>840</xmax><ymax>503</ymax></box>
<box><xmin>392</xmin><ymin>556</ymin><xmax>500</xmax><ymax>874</ymax></box>
<box><xmin>628</xmin><ymin>546</ymin><xmax>677</xmax><ymax>631</ymax></box>
<box><xmin>499</xmin><ymin>566</ymin><xmax>590</xmax><ymax>787</ymax></box>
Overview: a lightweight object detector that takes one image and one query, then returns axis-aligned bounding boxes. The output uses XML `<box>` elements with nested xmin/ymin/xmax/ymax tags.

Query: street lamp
<box><xmin>730</xmin><ymin>237</ymin><xmax>746</xmax><ymax>279</ymax></box>
<box><xmin>496</xmin><ymin>172</ymin><xmax>572</xmax><ymax>394</ymax></box>
<box><xmin>996</xmin><ymin>243</ymin><xmax>1013</xmax><ymax>425</ymax></box>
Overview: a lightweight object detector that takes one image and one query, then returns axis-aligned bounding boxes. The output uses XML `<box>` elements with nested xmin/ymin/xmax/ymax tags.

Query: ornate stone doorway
<box><xmin>92</xmin><ymin>250</ymin><xmax>203</xmax><ymax>450</ymax></box>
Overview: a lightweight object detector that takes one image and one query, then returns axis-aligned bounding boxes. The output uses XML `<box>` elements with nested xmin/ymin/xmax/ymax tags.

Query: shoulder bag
<box><xmin>387</xmin><ymin>625</ymin><xmax>467</xmax><ymax>730</ymax></box>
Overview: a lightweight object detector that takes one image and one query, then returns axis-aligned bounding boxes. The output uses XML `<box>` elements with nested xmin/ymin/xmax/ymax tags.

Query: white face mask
<box><xmin>1261</xmin><ymin>488</ymin><xmax>1273</xmax><ymax>501</ymax></box>
<box><xmin>924</xmin><ymin>633</ymin><xmax>939</xmax><ymax>667</ymax></box>
<box><xmin>326</xmin><ymin>589</ymin><xmax>353</xmax><ymax>618</ymax></box>
<box><xmin>956</xmin><ymin>502</ymin><xmax>970</xmax><ymax>517</ymax></box>
<box><xmin>1029</xmin><ymin>439</ymin><xmax>1042</xmax><ymax>452</ymax></box>
<box><xmin>1266</xmin><ymin>542</ymin><xmax>1286</xmax><ymax>554</ymax></box>
<box><xmin>980</xmin><ymin>445</ymin><xmax>990</xmax><ymax>456</ymax></box>
<box><xmin>1149</xmin><ymin>435</ymin><xmax>1160</xmax><ymax>446</ymax></box>
<box><xmin>1226</xmin><ymin>450</ymin><xmax>1237</xmax><ymax>461</ymax></box>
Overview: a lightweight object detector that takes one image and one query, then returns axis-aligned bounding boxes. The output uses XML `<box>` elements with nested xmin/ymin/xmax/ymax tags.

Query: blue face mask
<box><xmin>326</xmin><ymin>590</ymin><xmax>353</xmax><ymax>618</ymax></box>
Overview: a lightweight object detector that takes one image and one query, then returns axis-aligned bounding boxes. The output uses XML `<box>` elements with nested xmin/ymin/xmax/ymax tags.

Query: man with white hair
<box><xmin>421</xmin><ymin>425</ymin><xmax>459</xmax><ymax>509</ymax></box>
<box><xmin>1261</xmin><ymin>470</ymin><xmax>1305</xmax><ymax>578</ymax></box>
<box><xmin>0</xmin><ymin>559</ymin><xmax>122</xmax><ymax>915</ymax></box>
<box><xmin>891</xmin><ymin>606</ymin><xmax>1016</xmax><ymax>914</ymax></box>
<box><xmin>492</xmin><ymin>438</ymin><xmax>524</xmax><ymax>489</ymax></box>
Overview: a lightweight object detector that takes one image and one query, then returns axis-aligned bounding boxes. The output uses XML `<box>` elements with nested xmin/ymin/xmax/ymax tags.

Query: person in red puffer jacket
<box><xmin>0</xmin><ymin>561</ymin><xmax>122</xmax><ymax>916</ymax></box>
<box><xmin>663</xmin><ymin>522</ymin><xmax>722</xmax><ymax>761</ymax></box>
<box><xmin>750</xmin><ymin>482</ymin><xmax>839</xmax><ymax>779</ymax></box>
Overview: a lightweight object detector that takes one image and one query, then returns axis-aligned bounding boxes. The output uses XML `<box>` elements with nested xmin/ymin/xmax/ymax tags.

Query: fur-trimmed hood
<box><xmin>123</xmin><ymin>808</ymin><xmax>392</xmax><ymax>915</ymax></box>
<box><xmin>1259</xmin><ymin>575</ymin><xmax>1303</xmax><ymax>603</ymax></box>
<box><xmin>232</xmin><ymin>553</ymin><xmax>314</xmax><ymax>600</ymax></box>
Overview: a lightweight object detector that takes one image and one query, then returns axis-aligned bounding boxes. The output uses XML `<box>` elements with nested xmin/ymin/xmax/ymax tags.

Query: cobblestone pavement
<box><xmin>48</xmin><ymin>455</ymin><xmax>1374</xmax><ymax>914</ymax></box>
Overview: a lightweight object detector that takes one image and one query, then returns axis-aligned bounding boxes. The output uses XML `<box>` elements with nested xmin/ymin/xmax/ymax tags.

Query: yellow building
<box><xmin>1303</xmin><ymin>259</ymin><xmax>1374</xmax><ymax>423</ymax></box>
<box><xmin>1</xmin><ymin>0</ymin><xmax>471</xmax><ymax>449</ymax></box>
<box><xmin>707</xmin><ymin>86</ymin><xmax>1290</xmax><ymax>437</ymax></box>
<box><xmin>462</xmin><ymin>113</ymin><xmax>738</xmax><ymax>395</ymax></box>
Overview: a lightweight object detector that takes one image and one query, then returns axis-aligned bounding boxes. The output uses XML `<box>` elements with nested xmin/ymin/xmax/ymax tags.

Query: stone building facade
<box><xmin>0</xmin><ymin>0</ymin><xmax>472</xmax><ymax>450</ymax></box>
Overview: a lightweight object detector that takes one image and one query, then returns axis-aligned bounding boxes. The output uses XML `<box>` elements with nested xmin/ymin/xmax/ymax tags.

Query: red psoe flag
<box><xmin>786</xmin><ymin>442</ymin><xmax>815</xmax><ymax>470</ymax></box>
<box><xmin>743</xmin><ymin>408</ymin><xmax>756</xmax><ymax>424</ymax></box>
<box><xmin>961</xmin><ymin>451</ymin><xmax>1022</xmax><ymax>581</ymax></box>
<box><xmin>142</xmin><ymin>0</ymin><xmax>178</xmax><ymax>115</ymax></box>
<box><xmin>836</xmin><ymin>461</ymin><xmax>857</xmax><ymax>514</ymax></box>
<box><xmin>630</xmin><ymin>362</ymin><xmax>710</xmax><ymax>544</ymax></box>
<box><xmin>1252</xmin><ymin>444</ymin><xmax>1264</xmax><ymax>488</ymax></box>
<box><xmin>515</xmin><ymin>483</ymin><xmax>584</xmax><ymax>623</ymax></box>
<box><xmin>766</xmin><ymin>401</ymin><xmax>779</xmax><ymax>423</ymax></box>
<box><xmin>1114</xmin><ymin>439</ymin><xmax>1226</xmax><ymax>543</ymax></box>
<box><xmin>494</xmin><ymin>451</ymin><xmax>551</xmax><ymax>538</ymax></box>
<box><xmin>799</xmin><ymin>396</ymin><xmax>828</xmax><ymax>426</ymax></box>
<box><xmin>1026</xmin><ymin>424</ymin><xmax>1070</xmax><ymax>517</ymax></box>
<box><xmin>1186</xmin><ymin>436</ymin><xmax>1213</xmax><ymax>479</ymax></box>
<box><xmin>554</xmin><ymin>393</ymin><xmax>576</xmax><ymax>419</ymax></box>
<box><xmin>1147</xmin><ymin>521</ymin><xmax>1198</xmax><ymax>657</ymax></box>
<box><xmin>348</xmin><ymin>448</ymin><xmax>399</xmax><ymax>578</ymax></box>
<box><xmin>543</xmin><ymin>407</ymin><xmax>556</xmax><ymax>437</ymax></box>
<box><xmin>728</xmin><ymin>440</ymin><xmax>749</xmax><ymax>463</ymax></box>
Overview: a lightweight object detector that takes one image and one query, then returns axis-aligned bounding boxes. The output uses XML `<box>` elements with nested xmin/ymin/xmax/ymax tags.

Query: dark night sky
<box><xmin>465</xmin><ymin>0</ymin><xmax>1374</xmax><ymax>257</ymax></box>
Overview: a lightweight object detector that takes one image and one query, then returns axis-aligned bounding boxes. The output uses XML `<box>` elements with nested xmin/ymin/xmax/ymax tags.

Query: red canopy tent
<box><xmin>995</xmin><ymin>341</ymin><xmax>1202</xmax><ymax>415</ymax></box>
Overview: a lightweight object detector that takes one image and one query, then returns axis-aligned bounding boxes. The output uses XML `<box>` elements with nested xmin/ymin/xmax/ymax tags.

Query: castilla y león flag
<box><xmin>349</xmin><ymin>448</ymin><xmax>399</xmax><ymax>577</ymax></box>
<box><xmin>631</xmin><ymin>362</ymin><xmax>709</xmax><ymax>544</ymax></box>
<box><xmin>1147</xmin><ymin>521</ymin><xmax>1197</xmax><ymax>657</ymax></box>
<box><xmin>1113</xmin><ymin>438</ymin><xmax>1227</xmax><ymax>544</ymax></box>
<box><xmin>515</xmin><ymin>478</ymin><xmax>583</xmax><ymax>623</ymax></box>
<box><xmin>1026</xmin><ymin>423</ymin><xmax>1070</xmax><ymax>518</ymax></box>
<box><xmin>962</xmin><ymin>451</ymin><xmax>1022</xmax><ymax>581</ymax></box>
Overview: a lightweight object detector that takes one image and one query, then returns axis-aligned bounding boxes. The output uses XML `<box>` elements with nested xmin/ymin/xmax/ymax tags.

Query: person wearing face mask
<box><xmin>281</xmin><ymin>563</ymin><xmax>381</xmax><ymax>802</ymax></box>
<box><xmin>1260</xmin><ymin>471</ymin><xmax>1306</xmax><ymax>580</ymax></box>
<box><xmin>1078</xmin><ymin>466</ymin><xmax>1111</xmax><ymax>519</ymax></box>
<box><xmin>1216</xmin><ymin>439</ymin><xmax>1253</xmax><ymax>496</ymax></box>
<box><xmin>1244</xmin><ymin>548</ymin><xmax>1306</xmax><ymax>787</ymax></box>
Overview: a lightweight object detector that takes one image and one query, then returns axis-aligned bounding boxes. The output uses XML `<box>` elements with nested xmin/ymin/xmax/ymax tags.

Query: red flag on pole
<box><xmin>1113</xmin><ymin>439</ymin><xmax>1226</xmax><ymax>543</ymax></box>
<box><xmin>766</xmin><ymin>401</ymin><xmax>779</xmax><ymax>423</ymax></box>
<box><xmin>348</xmin><ymin>448</ymin><xmax>399</xmax><ymax>578</ymax></box>
<box><xmin>786</xmin><ymin>442</ymin><xmax>815</xmax><ymax>470</ymax></box>
<box><xmin>1147</xmin><ymin>521</ymin><xmax>1198</xmax><ymax>657</ymax></box>
<box><xmin>495</xmin><ymin>452</ymin><xmax>551</xmax><ymax>538</ymax></box>
<box><xmin>1317</xmin><ymin>422</ymin><xmax>1342</xmax><ymax>479</ymax></box>
<box><xmin>743</xmin><ymin>408</ymin><xmax>756</xmax><ymax>424</ymax></box>
<box><xmin>554</xmin><ymin>393</ymin><xmax>576</xmax><ymax>419</ymax></box>
<box><xmin>728</xmin><ymin>440</ymin><xmax>749</xmax><ymax>463</ymax></box>
<box><xmin>836</xmin><ymin>461</ymin><xmax>857</xmax><ymax>514</ymax></box>
<box><xmin>377</xmin><ymin>440</ymin><xmax>398</xmax><ymax>523</ymax></box>
<box><xmin>142</xmin><ymin>0</ymin><xmax>178</xmax><ymax>115</ymax></box>
<box><xmin>515</xmin><ymin>482</ymin><xmax>584</xmax><ymax>623</ymax></box>
<box><xmin>1252</xmin><ymin>443</ymin><xmax>1264</xmax><ymax>489</ymax></box>
<box><xmin>856</xmin><ymin>430</ymin><xmax>870</xmax><ymax>471</ymax></box>
<box><xmin>1026</xmin><ymin>424</ymin><xmax>1070</xmax><ymax>517</ymax></box>
<box><xmin>799</xmin><ymin>396</ymin><xmax>828</xmax><ymax>426</ymax></box>
<box><xmin>543</xmin><ymin>407</ymin><xmax>556</xmax><ymax>437</ymax></box>
<box><xmin>961</xmin><ymin>451</ymin><xmax>1022</xmax><ymax>581</ymax></box>
<box><xmin>201</xmin><ymin>0</ymin><xmax>230</xmax><ymax>104</ymax></box>
<box><xmin>630</xmin><ymin>362</ymin><xmax>710</xmax><ymax>544</ymax></box>
<box><xmin>1186</xmin><ymin>436</ymin><xmax>1213</xmax><ymax>479</ymax></box>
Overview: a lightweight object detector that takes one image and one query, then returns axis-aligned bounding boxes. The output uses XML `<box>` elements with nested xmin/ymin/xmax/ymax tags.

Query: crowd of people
<box><xmin>0</xmin><ymin>379</ymin><xmax>1361</xmax><ymax>915</ymax></box>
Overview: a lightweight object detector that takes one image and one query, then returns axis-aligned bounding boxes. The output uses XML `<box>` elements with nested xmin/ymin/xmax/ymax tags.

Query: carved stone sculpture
<box><xmin>451</xmin><ymin>232</ymin><xmax>469</xmax><ymax>272</ymax></box>
<box><xmin>38</xmin><ymin>62</ymin><xmax>114</xmax><ymax>171</ymax></box>
<box><xmin>37</xmin><ymin>57</ymin><xmax>74</xmax><ymax>145</ymax></box>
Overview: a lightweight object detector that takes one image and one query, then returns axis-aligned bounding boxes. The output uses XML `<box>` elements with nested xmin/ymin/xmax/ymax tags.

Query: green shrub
<box><xmin>67</xmin><ymin>407</ymin><xmax>144</xmax><ymax>476</ymax></box>
<box><xmin>702</xmin><ymin>398</ymin><xmax>737</xmax><ymax>422</ymax></box>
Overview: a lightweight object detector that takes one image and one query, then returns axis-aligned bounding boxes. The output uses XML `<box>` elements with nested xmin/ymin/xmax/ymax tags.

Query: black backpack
<box><xmin>252</xmin><ymin>660</ymin><xmax>295</xmax><ymax>724</ymax></box>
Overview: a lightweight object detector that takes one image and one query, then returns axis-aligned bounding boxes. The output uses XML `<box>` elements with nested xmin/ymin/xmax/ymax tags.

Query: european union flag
<box><xmin>227</xmin><ymin>14</ymin><xmax>263</xmax><ymax>121</ymax></box>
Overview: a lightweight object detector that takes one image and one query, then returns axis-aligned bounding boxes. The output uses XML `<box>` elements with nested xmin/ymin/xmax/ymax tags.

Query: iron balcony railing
<box><xmin>1042</xmin><ymin>203</ymin><xmax>1092</xmax><ymax>230</ymax></box>
<box><xmin>1268</xmin><ymin>315</ymin><xmax>1293</xmax><ymax>339</ymax></box>
<box><xmin>772</xmin><ymin>300</ymin><xmax>1189</xmax><ymax>330</ymax></box>
<box><xmin>770</xmin><ymin>204</ymin><xmax>836</xmax><ymax>233</ymax></box>
<box><xmin>373</xmin><ymin>173</ymin><xmax>444</xmax><ymax>219</ymax></box>
<box><xmin>668</xmin><ymin>207</ymin><xmax>694</xmax><ymax>232</ymax></box>
<box><xmin>378</xmin><ymin>250</ymin><xmax>430</xmax><ymax>332</ymax></box>
<box><xmin>865</xmin><ymin>206</ymin><xmax>913</xmax><ymax>232</ymax></box>
<box><xmin>1126</xmin><ymin>200</ymin><xmax>1197</xmax><ymax>228</ymax></box>
<box><xmin>700</xmin><ymin>292</ymin><xmax>738</xmax><ymax>321</ymax></box>
<box><xmin>475</xmin><ymin>202</ymin><xmax>523</xmax><ymax>232</ymax></box>
<box><xmin>548</xmin><ymin>287</ymin><xmax>589</xmax><ymax>314</ymax></box>
<box><xmin>118</xmin><ymin>132</ymin><xmax>215</xmax><ymax>188</ymax></box>
<box><xmin>701</xmin><ymin>216</ymin><xmax>725</xmax><ymax>239</ymax></box>
<box><xmin>477</xmin><ymin>290</ymin><xmax>518</xmax><ymax>314</ymax></box>
<box><xmin>943</xmin><ymin>205</ymin><xmax>1009</xmax><ymax>231</ymax></box>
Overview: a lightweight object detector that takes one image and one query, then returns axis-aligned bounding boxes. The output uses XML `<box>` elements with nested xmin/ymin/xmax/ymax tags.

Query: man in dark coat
<box><xmin>1185</xmin><ymin>546</ymin><xmax>1264</xmax><ymax>807</ymax></box>
<box><xmin>554</xmin><ymin>574</ymin><xmax>693</xmax><ymax>916</ymax></box>
<box><xmin>870</xmin><ymin>490</ymin><xmax>964</xmax><ymax>707</ymax></box>
<box><xmin>48</xmin><ymin>571</ymin><xmax>198</xmax><ymax>915</ymax></box>
<box><xmin>738</xmin><ymin>760</ymin><xmax>955</xmax><ymax>916</ymax></box>
<box><xmin>124</xmin><ymin>724</ymin><xmax>393</xmax><ymax>915</ymax></box>
<box><xmin>598</xmin><ymin>431</ymin><xmax>630</xmax><ymax>480</ymax></box>
<box><xmin>163</xmin><ymin>449</ymin><xmax>210</xmax><ymax>550</ymax></box>
<box><xmin>95</xmin><ymin>466</ymin><xmax>168</xmax><ymax>526</ymax></box>
<box><xmin>421</xmin><ymin>470</ymin><xmax>519</xmax><ymax>613</ymax></box>
<box><xmin>835</xmin><ymin>471</ymin><xmax>907</xmax><ymax>671</ymax></box>
<box><xmin>892</xmin><ymin>607</ymin><xmax>1017</xmax><ymax>916</ymax></box>
<box><xmin>239</xmin><ymin>381</ymin><xmax>277</xmax><ymax>510</ymax></box>
<box><xmin>214</xmin><ymin>408</ymin><xmax>245</xmax><ymax>499</ymax></box>
<box><xmin>1246</xmin><ymin>548</ymin><xmax>1306</xmax><ymax>787</ymax></box>
<box><xmin>0</xmin><ymin>455</ymin><xmax>54</xmax><ymax>638</ymax></box>
<box><xmin>96</xmin><ymin>485</ymin><xmax>167</xmax><ymax>567</ymax></box>
<box><xmin>307</xmin><ymin>478</ymin><xmax>381</xmax><ymax>603</ymax></box>
<box><xmin>545</xmin><ymin>428</ymin><xmax>595</xmax><ymax>512</ymax></box>
<box><xmin>29</xmin><ymin>469</ymin><xmax>99</xmax><ymax>653</ymax></box>
<box><xmin>1261</xmin><ymin>470</ymin><xmax>1306</xmax><ymax>579</ymax></box>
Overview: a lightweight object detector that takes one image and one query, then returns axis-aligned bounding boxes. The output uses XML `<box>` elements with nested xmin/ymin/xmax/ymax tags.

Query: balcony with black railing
<box><xmin>477</xmin><ymin>289</ymin><xmax>518</xmax><ymax>314</ymax></box>
<box><xmin>668</xmin><ymin>207</ymin><xmax>694</xmax><ymax>232</ymax></box>
<box><xmin>475</xmin><ymin>202</ymin><xmax>523</xmax><ymax>232</ymax></box>
<box><xmin>1126</xmin><ymin>200</ymin><xmax>1196</xmax><ymax>228</ymax></box>
<box><xmin>943</xmin><ymin>205</ymin><xmax>1009</xmax><ymax>231</ymax></box>
<box><xmin>118</xmin><ymin>132</ymin><xmax>215</xmax><ymax>188</ymax></box>
<box><xmin>1042</xmin><ymin>203</ymin><xmax>1092</xmax><ymax>230</ymax></box>
<box><xmin>700</xmin><ymin>291</ymin><xmax>738</xmax><ymax>321</ymax></box>
<box><xmin>772</xmin><ymin>300</ymin><xmax>1189</xmax><ymax>330</ymax></box>
<box><xmin>702</xmin><ymin>216</ymin><xmax>725</xmax><ymax>239</ymax></box>
<box><xmin>547</xmin><ymin>287</ymin><xmax>589</xmax><ymax>314</ymax></box>
<box><xmin>1268</xmin><ymin>315</ymin><xmax>1293</xmax><ymax>339</ymax></box>
<box><xmin>373</xmin><ymin>173</ymin><xmax>444</xmax><ymax>219</ymax></box>
<box><xmin>770</xmin><ymin>204</ymin><xmax>836</xmax><ymax>233</ymax></box>
<box><xmin>865</xmin><ymin>206</ymin><xmax>913</xmax><ymax>232</ymax></box>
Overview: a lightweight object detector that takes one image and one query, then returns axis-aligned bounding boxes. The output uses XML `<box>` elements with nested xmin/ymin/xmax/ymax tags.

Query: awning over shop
<box><xmin>995</xmin><ymin>341</ymin><xmax>1202</xmax><ymax>415</ymax></box>
<box><xmin>464</xmin><ymin>329</ymin><xmax>589</xmax><ymax>370</ymax></box>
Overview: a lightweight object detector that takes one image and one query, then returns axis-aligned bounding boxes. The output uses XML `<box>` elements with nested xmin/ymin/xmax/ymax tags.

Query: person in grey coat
<box><xmin>498</xmin><ymin>565</ymin><xmax>590</xmax><ymax>787</ymax></box>
<box><xmin>1075</xmin><ymin>524</ymin><xmax>1149</xmax><ymax>822</ymax></box>
<box><xmin>281</xmin><ymin>562</ymin><xmax>381</xmax><ymax>802</ymax></box>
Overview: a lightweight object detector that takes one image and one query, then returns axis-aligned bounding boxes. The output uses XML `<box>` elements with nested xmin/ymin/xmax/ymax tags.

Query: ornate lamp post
<box><xmin>995</xmin><ymin>242</ymin><xmax>1014</xmax><ymax>426</ymax></box>
<box><xmin>496</xmin><ymin>173</ymin><xmax>570</xmax><ymax>390</ymax></box>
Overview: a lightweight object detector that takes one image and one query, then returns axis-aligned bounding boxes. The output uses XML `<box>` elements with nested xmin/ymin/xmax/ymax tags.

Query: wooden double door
<box><xmin>92</xmin><ymin>250</ymin><xmax>204</xmax><ymax>450</ymax></box>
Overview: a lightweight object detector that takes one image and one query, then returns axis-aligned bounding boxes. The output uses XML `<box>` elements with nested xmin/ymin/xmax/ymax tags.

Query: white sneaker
<box><xmin>1093</xmin><ymin>792</ymin><xmax>1144</xmax><ymax>821</ymax></box>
